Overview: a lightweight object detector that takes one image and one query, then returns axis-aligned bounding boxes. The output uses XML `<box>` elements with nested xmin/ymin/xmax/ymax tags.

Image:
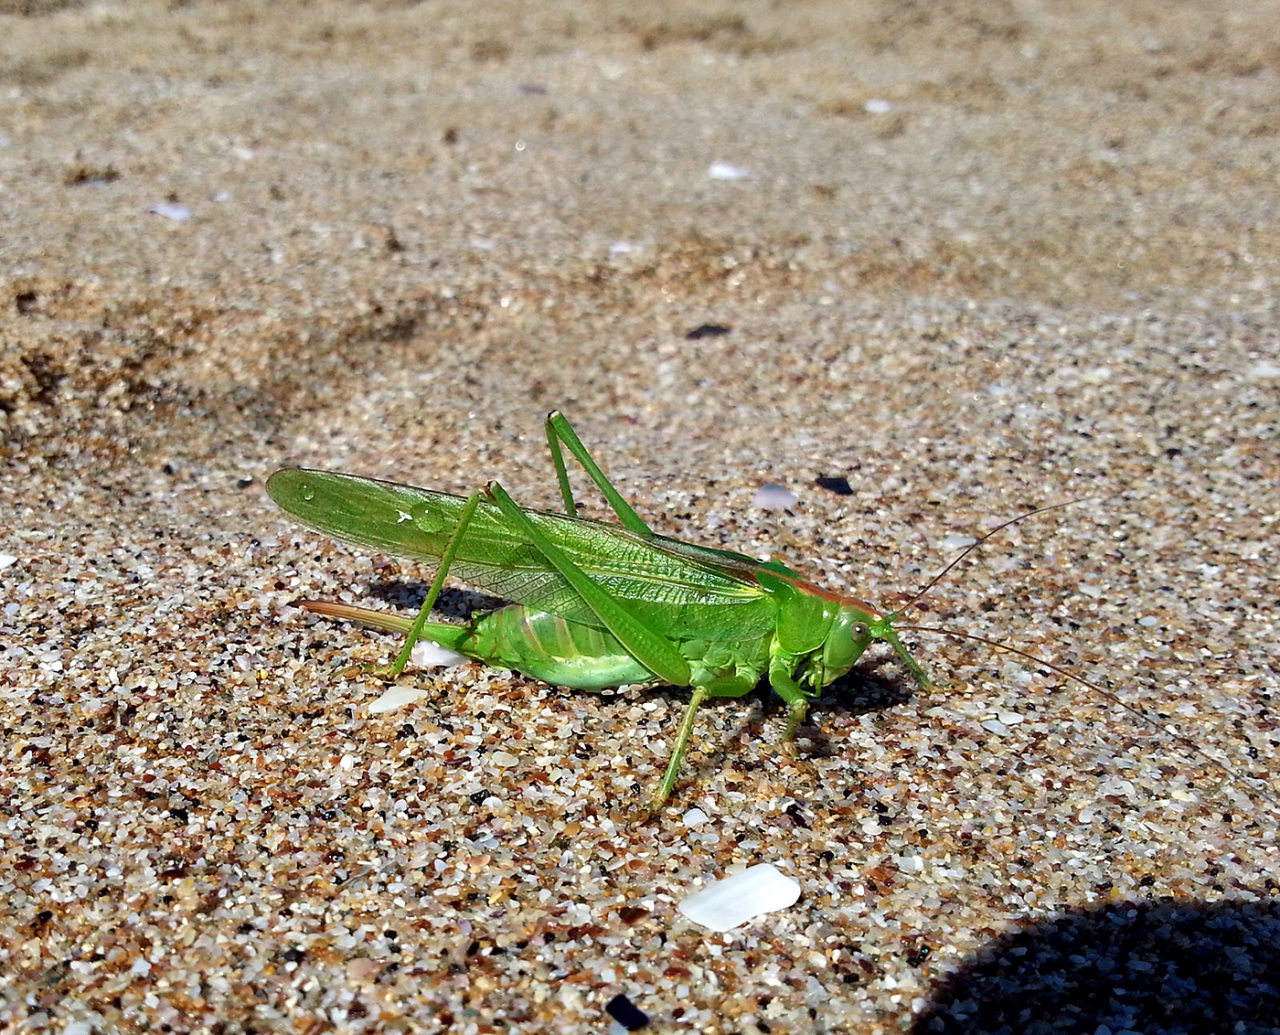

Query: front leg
<box><xmin>768</xmin><ymin>653</ymin><xmax>815</xmax><ymax>742</ymax></box>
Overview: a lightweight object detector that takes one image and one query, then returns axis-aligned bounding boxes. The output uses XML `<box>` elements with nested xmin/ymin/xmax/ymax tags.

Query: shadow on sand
<box><xmin>913</xmin><ymin>896</ymin><xmax>1280</xmax><ymax>1035</ymax></box>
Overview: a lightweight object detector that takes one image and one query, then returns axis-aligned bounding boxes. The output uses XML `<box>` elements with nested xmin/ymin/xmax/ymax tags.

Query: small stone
<box><xmin>346</xmin><ymin>958</ymin><xmax>384</xmax><ymax>982</ymax></box>
<box><xmin>814</xmin><ymin>476</ymin><xmax>853</xmax><ymax>496</ymax></box>
<box><xmin>605</xmin><ymin>993</ymin><xmax>650</xmax><ymax>1031</ymax></box>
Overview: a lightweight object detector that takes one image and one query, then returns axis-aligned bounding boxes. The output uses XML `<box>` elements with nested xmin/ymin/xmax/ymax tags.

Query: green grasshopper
<box><xmin>266</xmin><ymin>412</ymin><xmax>1069</xmax><ymax>807</ymax></box>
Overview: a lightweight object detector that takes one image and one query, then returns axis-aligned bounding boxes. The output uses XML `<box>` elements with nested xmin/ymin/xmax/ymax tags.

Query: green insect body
<box><xmin>304</xmin><ymin>597</ymin><xmax>655</xmax><ymax>692</ymax></box>
<box><xmin>267</xmin><ymin>412</ymin><xmax>933</xmax><ymax>806</ymax></box>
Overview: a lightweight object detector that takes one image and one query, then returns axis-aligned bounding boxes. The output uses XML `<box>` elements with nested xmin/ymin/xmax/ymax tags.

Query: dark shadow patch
<box><xmin>914</xmin><ymin>897</ymin><xmax>1280</xmax><ymax>1035</ymax></box>
<box><xmin>1</xmin><ymin>1</ymin><xmax>86</xmax><ymax>13</ymax></box>
<box><xmin>791</xmin><ymin>668</ymin><xmax>915</xmax><ymax>758</ymax></box>
<box><xmin>365</xmin><ymin>581</ymin><xmax>503</xmax><ymax>620</ymax></box>
<box><xmin>695</xmin><ymin>666</ymin><xmax>913</xmax><ymax>763</ymax></box>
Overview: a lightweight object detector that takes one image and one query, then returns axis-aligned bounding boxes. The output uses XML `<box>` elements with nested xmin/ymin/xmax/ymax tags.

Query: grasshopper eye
<box><xmin>851</xmin><ymin>621</ymin><xmax>869</xmax><ymax>640</ymax></box>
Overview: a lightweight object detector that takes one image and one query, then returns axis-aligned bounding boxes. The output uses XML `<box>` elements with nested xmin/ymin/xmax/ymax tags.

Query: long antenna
<box><xmin>894</xmin><ymin>498</ymin><xmax>1091</xmax><ymax>619</ymax></box>
<box><xmin>896</xmin><ymin>623</ymin><xmax>1280</xmax><ymax>814</ymax></box>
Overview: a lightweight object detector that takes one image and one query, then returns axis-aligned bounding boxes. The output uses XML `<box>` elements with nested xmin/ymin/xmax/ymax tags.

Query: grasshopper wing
<box><xmin>267</xmin><ymin>470</ymin><xmax>776</xmax><ymax>640</ymax></box>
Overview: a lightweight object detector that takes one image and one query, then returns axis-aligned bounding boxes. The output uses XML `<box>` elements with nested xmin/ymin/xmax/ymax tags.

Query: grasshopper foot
<box><xmin>781</xmin><ymin>698</ymin><xmax>810</xmax><ymax>743</ymax></box>
<box><xmin>335</xmin><ymin>660</ymin><xmax>405</xmax><ymax>682</ymax></box>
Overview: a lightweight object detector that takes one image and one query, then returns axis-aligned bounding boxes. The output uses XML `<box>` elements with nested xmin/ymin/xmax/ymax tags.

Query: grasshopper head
<box><xmin>821</xmin><ymin>602</ymin><xmax>933</xmax><ymax>691</ymax></box>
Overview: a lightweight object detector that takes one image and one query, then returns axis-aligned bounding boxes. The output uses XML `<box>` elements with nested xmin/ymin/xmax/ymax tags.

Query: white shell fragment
<box><xmin>682</xmin><ymin>807</ymin><xmax>709</xmax><ymax>828</ymax></box>
<box><xmin>151</xmin><ymin>202</ymin><xmax>192</xmax><ymax>221</ymax></box>
<box><xmin>752</xmin><ymin>483</ymin><xmax>798</xmax><ymax>511</ymax></box>
<box><xmin>708</xmin><ymin>161</ymin><xmax>752</xmax><ymax>180</ymax></box>
<box><xmin>411</xmin><ymin>641</ymin><xmax>468</xmax><ymax>668</ymax></box>
<box><xmin>678</xmin><ymin>864</ymin><xmax>801</xmax><ymax>932</ymax></box>
<box><xmin>368</xmin><ymin>686</ymin><xmax>431</xmax><ymax>714</ymax></box>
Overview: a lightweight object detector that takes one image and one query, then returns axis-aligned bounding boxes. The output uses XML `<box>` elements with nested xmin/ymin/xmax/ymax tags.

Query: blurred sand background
<box><xmin>3</xmin><ymin>1</ymin><xmax>1279</xmax><ymax>1032</ymax></box>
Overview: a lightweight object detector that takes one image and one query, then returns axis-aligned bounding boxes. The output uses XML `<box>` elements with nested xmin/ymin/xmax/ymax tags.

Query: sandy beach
<box><xmin>3</xmin><ymin>2</ymin><xmax>1279</xmax><ymax>1032</ymax></box>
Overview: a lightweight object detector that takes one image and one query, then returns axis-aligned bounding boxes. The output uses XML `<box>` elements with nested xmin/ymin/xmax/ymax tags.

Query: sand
<box><xmin>2</xmin><ymin>1</ymin><xmax>1279</xmax><ymax>1032</ymax></box>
